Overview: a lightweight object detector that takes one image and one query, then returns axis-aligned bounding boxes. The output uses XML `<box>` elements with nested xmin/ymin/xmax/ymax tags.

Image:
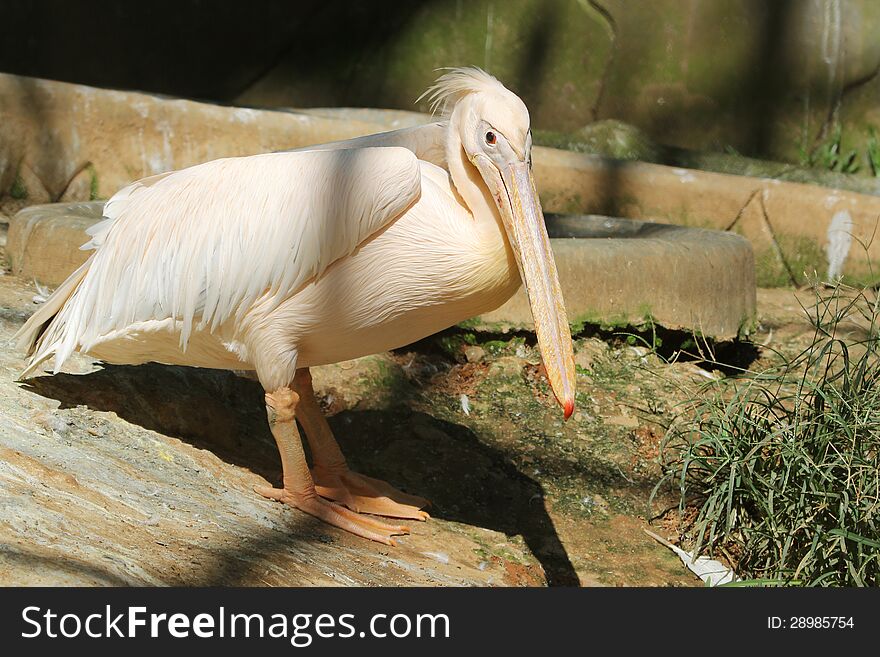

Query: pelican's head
<box><xmin>422</xmin><ymin>68</ymin><xmax>576</xmax><ymax>419</ymax></box>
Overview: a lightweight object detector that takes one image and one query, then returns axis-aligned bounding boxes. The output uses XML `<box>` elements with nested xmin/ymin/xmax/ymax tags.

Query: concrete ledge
<box><xmin>6</xmin><ymin>202</ymin><xmax>102</xmax><ymax>285</ymax></box>
<box><xmin>480</xmin><ymin>214</ymin><xmax>755</xmax><ymax>340</ymax></box>
<box><xmin>297</xmin><ymin>108</ymin><xmax>880</xmax><ymax>288</ymax></box>
<box><xmin>2</xmin><ymin>74</ymin><xmax>876</xmax><ymax>286</ymax></box>
<box><xmin>7</xmin><ymin>204</ymin><xmax>756</xmax><ymax>340</ymax></box>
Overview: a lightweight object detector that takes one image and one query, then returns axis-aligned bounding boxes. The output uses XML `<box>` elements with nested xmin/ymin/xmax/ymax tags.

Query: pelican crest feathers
<box><xmin>418</xmin><ymin>67</ymin><xmax>507</xmax><ymax>117</ymax></box>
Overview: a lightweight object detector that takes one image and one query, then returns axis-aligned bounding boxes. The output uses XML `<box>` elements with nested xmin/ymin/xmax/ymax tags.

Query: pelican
<box><xmin>15</xmin><ymin>68</ymin><xmax>576</xmax><ymax>545</ymax></box>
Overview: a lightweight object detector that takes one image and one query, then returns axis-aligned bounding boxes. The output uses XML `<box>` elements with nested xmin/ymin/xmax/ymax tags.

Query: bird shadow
<box><xmin>23</xmin><ymin>362</ymin><xmax>580</xmax><ymax>586</ymax></box>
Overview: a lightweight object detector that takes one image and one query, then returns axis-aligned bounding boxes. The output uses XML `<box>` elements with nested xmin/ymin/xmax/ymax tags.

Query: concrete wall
<box><xmin>2</xmin><ymin>1</ymin><xmax>879</xmax><ymax>164</ymax></box>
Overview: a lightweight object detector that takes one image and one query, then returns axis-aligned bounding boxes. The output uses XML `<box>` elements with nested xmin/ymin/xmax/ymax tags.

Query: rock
<box><xmin>6</xmin><ymin>202</ymin><xmax>101</xmax><ymax>286</ymax></box>
<box><xmin>533</xmin><ymin>122</ymin><xmax>880</xmax><ymax>198</ymax></box>
<box><xmin>482</xmin><ymin>215</ymin><xmax>757</xmax><ymax>340</ymax></box>
<box><xmin>0</xmin><ymin>73</ymin><xmax>388</xmax><ymax>202</ymax></box>
<box><xmin>0</xmin><ymin>273</ymin><xmax>533</xmax><ymax>586</ymax></box>
<box><xmin>487</xmin><ymin>356</ymin><xmax>525</xmax><ymax>380</ymax></box>
<box><xmin>574</xmin><ymin>340</ymin><xmax>606</xmax><ymax>372</ymax></box>
<box><xmin>295</xmin><ymin>108</ymin><xmax>434</xmax><ymax>130</ymax></box>
<box><xmin>463</xmin><ymin>346</ymin><xmax>487</xmax><ymax>363</ymax></box>
<box><xmin>9</xmin><ymin>163</ymin><xmax>52</xmax><ymax>205</ymax></box>
<box><xmin>605</xmin><ymin>415</ymin><xmax>640</xmax><ymax>429</ymax></box>
<box><xmin>569</xmin><ymin>120</ymin><xmax>663</xmax><ymax>163</ymax></box>
<box><xmin>59</xmin><ymin>166</ymin><xmax>97</xmax><ymax>203</ymax></box>
<box><xmin>232</xmin><ymin>0</ymin><xmax>880</xmax><ymax>164</ymax></box>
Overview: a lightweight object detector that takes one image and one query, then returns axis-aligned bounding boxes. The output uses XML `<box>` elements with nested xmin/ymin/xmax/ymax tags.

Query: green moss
<box><xmin>737</xmin><ymin>314</ymin><xmax>759</xmax><ymax>340</ymax></box>
<box><xmin>456</xmin><ymin>317</ymin><xmax>482</xmax><ymax>330</ymax></box>
<box><xmin>570</xmin><ymin>308</ymin><xmax>657</xmax><ymax>335</ymax></box>
<box><xmin>87</xmin><ymin>164</ymin><xmax>100</xmax><ymax>201</ymax></box>
<box><xmin>532</xmin><ymin>129</ymin><xmax>581</xmax><ymax>151</ymax></box>
<box><xmin>10</xmin><ymin>172</ymin><xmax>27</xmax><ymax>200</ymax></box>
<box><xmin>537</xmin><ymin>120</ymin><xmax>663</xmax><ymax>162</ymax></box>
<box><xmin>751</xmin><ymin>247</ymin><xmax>792</xmax><ymax>288</ymax></box>
<box><xmin>437</xmin><ymin>335</ymin><xmax>466</xmax><ymax>358</ymax></box>
<box><xmin>480</xmin><ymin>335</ymin><xmax>525</xmax><ymax>357</ymax></box>
<box><xmin>482</xmin><ymin>340</ymin><xmax>507</xmax><ymax>356</ymax></box>
<box><xmin>357</xmin><ymin>357</ymin><xmax>412</xmax><ymax>408</ymax></box>
<box><xmin>804</xmin><ymin>123</ymin><xmax>861</xmax><ymax>174</ymax></box>
<box><xmin>751</xmin><ymin>233</ymin><xmax>829</xmax><ymax>287</ymax></box>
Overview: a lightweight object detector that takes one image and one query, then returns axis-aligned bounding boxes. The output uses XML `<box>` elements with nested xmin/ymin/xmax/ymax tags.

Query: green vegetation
<box><xmin>437</xmin><ymin>332</ymin><xmax>478</xmax><ymax>357</ymax></box>
<box><xmin>533</xmin><ymin>120</ymin><xmax>661</xmax><ymax>162</ymax></box>
<box><xmin>10</xmin><ymin>172</ymin><xmax>27</xmax><ymax>200</ymax></box>
<box><xmin>804</xmin><ymin>124</ymin><xmax>861</xmax><ymax>174</ymax></box>
<box><xmin>87</xmin><ymin>164</ymin><xmax>100</xmax><ymax>201</ymax></box>
<box><xmin>657</xmin><ymin>282</ymin><xmax>880</xmax><ymax>585</ymax></box>
<box><xmin>867</xmin><ymin>128</ymin><xmax>880</xmax><ymax>178</ymax></box>
<box><xmin>802</xmin><ymin>123</ymin><xmax>880</xmax><ymax>179</ymax></box>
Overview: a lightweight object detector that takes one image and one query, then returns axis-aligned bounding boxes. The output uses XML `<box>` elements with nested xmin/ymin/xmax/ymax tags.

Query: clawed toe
<box><xmin>312</xmin><ymin>467</ymin><xmax>430</xmax><ymax>520</ymax></box>
<box><xmin>255</xmin><ymin>484</ymin><xmax>409</xmax><ymax>545</ymax></box>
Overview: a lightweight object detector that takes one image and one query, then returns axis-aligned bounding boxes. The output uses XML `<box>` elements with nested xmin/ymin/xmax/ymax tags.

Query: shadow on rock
<box><xmin>24</xmin><ymin>363</ymin><xmax>281</xmax><ymax>481</ymax></box>
<box><xmin>327</xmin><ymin>409</ymin><xmax>579</xmax><ymax>586</ymax></box>
<box><xmin>0</xmin><ymin>544</ymin><xmax>138</xmax><ymax>586</ymax></box>
<box><xmin>23</xmin><ymin>362</ymin><xmax>579</xmax><ymax>586</ymax></box>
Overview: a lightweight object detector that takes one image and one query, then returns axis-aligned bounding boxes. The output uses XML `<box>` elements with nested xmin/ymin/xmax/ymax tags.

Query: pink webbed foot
<box><xmin>254</xmin><ymin>484</ymin><xmax>411</xmax><ymax>546</ymax></box>
<box><xmin>311</xmin><ymin>466</ymin><xmax>430</xmax><ymax>521</ymax></box>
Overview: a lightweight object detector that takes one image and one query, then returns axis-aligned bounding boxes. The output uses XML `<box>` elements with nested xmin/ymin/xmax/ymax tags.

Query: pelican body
<box><xmin>16</xmin><ymin>69</ymin><xmax>576</xmax><ymax>544</ymax></box>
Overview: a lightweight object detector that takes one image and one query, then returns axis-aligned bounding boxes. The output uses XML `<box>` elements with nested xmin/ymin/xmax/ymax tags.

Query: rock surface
<box><xmin>0</xmin><ymin>273</ymin><xmax>532</xmax><ymax>586</ymax></box>
<box><xmin>485</xmin><ymin>215</ymin><xmax>756</xmax><ymax>339</ymax></box>
<box><xmin>533</xmin><ymin>147</ymin><xmax>880</xmax><ymax>286</ymax></box>
<box><xmin>0</xmin><ymin>261</ymin><xmax>700</xmax><ymax>587</ymax></box>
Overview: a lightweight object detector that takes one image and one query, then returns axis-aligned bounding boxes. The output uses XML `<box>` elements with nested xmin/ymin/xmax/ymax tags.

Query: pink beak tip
<box><xmin>563</xmin><ymin>398</ymin><xmax>575</xmax><ymax>420</ymax></box>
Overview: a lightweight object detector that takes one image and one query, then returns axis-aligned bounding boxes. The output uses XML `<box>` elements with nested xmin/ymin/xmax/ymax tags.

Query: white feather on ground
<box><xmin>644</xmin><ymin>529</ymin><xmax>738</xmax><ymax>586</ymax></box>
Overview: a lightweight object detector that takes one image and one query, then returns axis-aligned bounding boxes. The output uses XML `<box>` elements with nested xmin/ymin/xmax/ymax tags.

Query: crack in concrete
<box><xmin>55</xmin><ymin>161</ymin><xmax>95</xmax><ymax>203</ymax></box>
<box><xmin>8</xmin><ymin>158</ymin><xmax>97</xmax><ymax>206</ymax></box>
<box><xmin>582</xmin><ymin>0</ymin><xmax>617</xmax><ymax>122</ymax></box>
<box><xmin>723</xmin><ymin>188</ymin><xmax>761</xmax><ymax>232</ymax></box>
<box><xmin>757</xmin><ymin>191</ymin><xmax>799</xmax><ymax>287</ymax></box>
<box><xmin>811</xmin><ymin>22</ymin><xmax>880</xmax><ymax>157</ymax></box>
<box><xmin>725</xmin><ymin>186</ymin><xmax>798</xmax><ymax>286</ymax></box>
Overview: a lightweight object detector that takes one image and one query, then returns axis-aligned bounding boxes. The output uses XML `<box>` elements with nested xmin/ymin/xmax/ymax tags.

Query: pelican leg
<box><xmin>292</xmin><ymin>369</ymin><xmax>430</xmax><ymax>521</ymax></box>
<box><xmin>254</xmin><ymin>386</ymin><xmax>410</xmax><ymax>545</ymax></box>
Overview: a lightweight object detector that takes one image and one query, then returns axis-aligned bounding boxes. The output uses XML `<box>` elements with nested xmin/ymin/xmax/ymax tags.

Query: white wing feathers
<box><xmin>286</xmin><ymin>122</ymin><xmax>448</xmax><ymax>170</ymax></box>
<box><xmin>20</xmin><ymin>146</ymin><xmax>421</xmax><ymax>375</ymax></box>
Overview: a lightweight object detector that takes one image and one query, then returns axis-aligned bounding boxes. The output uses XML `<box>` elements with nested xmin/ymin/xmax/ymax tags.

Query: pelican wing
<box><xmin>19</xmin><ymin>146</ymin><xmax>421</xmax><ymax>374</ymax></box>
<box><xmin>285</xmin><ymin>122</ymin><xmax>448</xmax><ymax>170</ymax></box>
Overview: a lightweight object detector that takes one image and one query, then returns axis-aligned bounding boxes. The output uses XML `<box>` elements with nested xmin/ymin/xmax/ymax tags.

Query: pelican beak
<box><xmin>481</xmin><ymin>159</ymin><xmax>576</xmax><ymax>419</ymax></box>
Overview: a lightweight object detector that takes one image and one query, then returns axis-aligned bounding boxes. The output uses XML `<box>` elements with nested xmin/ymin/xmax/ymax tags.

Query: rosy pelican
<box><xmin>16</xmin><ymin>68</ymin><xmax>576</xmax><ymax>545</ymax></box>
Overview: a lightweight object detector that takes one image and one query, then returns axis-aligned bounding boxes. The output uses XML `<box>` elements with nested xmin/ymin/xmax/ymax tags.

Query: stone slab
<box><xmin>479</xmin><ymin>215</ymin><xmax>755</xmax><ymax>340</ymax></box>
<box><xmin>0</xmin><ymin>273</ymin><xmax>535</xmax><ymax>586</ymax></box>
<box><xmin>6</xmin><ymin>202</ymin><xmax>99</xmax><ymax>286</ymax></box>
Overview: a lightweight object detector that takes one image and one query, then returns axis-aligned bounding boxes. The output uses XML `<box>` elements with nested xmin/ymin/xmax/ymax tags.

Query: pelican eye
<box><xmin>485</xmin><ymin>131</ymin><xmax>497</xmax><ymax>145</ymax></box>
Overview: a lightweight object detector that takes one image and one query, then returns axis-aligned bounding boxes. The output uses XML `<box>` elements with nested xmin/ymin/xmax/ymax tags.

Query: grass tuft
<box><xmin>655</xmin><ymin>280</ymin><xmax>880</xmax><ymax>586</ymax></box>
